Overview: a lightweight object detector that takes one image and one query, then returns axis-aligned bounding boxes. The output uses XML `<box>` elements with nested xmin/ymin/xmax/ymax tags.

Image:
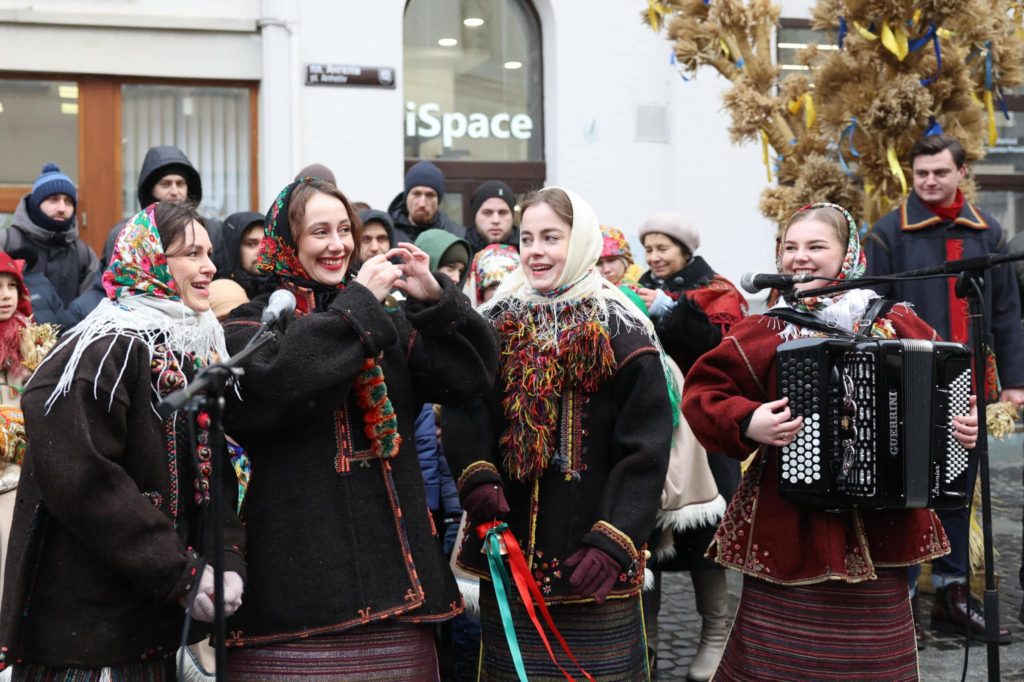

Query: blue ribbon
<box><xmin>912</xmin><ymin>24</ymin><xmax>943</xmax><ymax>86</ymax></box>
<box><xmin>998</xmin><ymin>88</ymin><xmax>1010</xmax><ymax>120</ymax></box>
<box><xmin>924</xmin><ymin>116</ymin><xmax>943</xmax><ymax>136</ymax></box>
<box><xmin>985</xmin><ymin>40</ymin><xmax>994</xmax><ymax>91</ymax></box>
<box><xmin>838</xmin><ymin>17</ymin><xmax>847</xmax><ymax>49</ymax></box>
<box><xmin>837</xmin><ymin>118</ymin><xmax>860</xmax><ymax>175</ymax></box>
<box><xmin>484</xmin><ymin>523</ymin><xmax>528</xmax><ymax>682</ymax></box>
<box><xmin>669</xmin><ymin>51</ymin><xmax>689</xmax><ymax>82</ymax></box>
<box><xmin>908</xmin><ymin>24</ymin><xmax>937</xmax><ymax>53</ymax></box>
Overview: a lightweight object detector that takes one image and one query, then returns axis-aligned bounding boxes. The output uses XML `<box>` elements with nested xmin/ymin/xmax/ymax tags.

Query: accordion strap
<box><xmin>765</xmin><ymin>298</ymin><xmax>894</xmax><ymax>338</ymax></box>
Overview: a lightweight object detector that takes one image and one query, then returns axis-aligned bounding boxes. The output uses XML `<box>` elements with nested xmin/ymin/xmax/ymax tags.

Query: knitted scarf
<box><xmin>258</xmin><ymin>180</ymin><xmax>399</xmax><ymax>460</ymax></box>
<box><xmin>484</xmin><ymin>187</ymin><xmax>659</xmax><ymax>482</ymax></box>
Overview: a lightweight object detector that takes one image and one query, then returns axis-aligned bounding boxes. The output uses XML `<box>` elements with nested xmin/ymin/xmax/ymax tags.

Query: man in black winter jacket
<box><xmin>102</xmin><ymin>146</ymin><xmax>221</xmax><ymax>267</ymax></box>
<box><xmin>2</xmin><ymin>163</ymin><xmax>100</xmax><ymax>311</ymax></box>
<box><xmin>387</xmin><ymin>161</ymin><xmax>465</xmax><ymax>243</ymax></box>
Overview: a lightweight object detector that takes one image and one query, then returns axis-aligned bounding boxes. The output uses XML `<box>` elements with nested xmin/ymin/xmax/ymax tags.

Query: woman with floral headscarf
<box><xmin>442</xmin><ymin>187</ymin><xmax>672</xmax><ymax>681</ymax></box>
<box><xmin>465</xmin><ymin>243</ymin><xmax>520</xmax><ymax>307</ymax></box>
<box><xmin>218</xmin><ymin>178</ymin><xmax>496</xmax><ymax>679</ymax></box>
<box><xmin>681</xmin><ymin>203</ymin><xmax>978</xmax><ymax>680</ymax></box>
<box><xmin>0</xmin><ymin>201</ymin><xmax>245</xmax><ymax>680</ymax></box>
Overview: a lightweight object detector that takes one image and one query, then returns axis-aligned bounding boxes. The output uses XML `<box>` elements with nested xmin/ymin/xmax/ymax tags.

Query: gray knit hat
<box><xmin>638</xmin><ymin>212</ymin><xmax>699</xmax><ymax>254</ymax></box>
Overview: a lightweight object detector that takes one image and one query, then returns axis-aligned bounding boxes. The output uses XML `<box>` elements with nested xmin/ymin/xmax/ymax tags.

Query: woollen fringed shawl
<box><xmin>481</xmin><ymin>187</ymin><xmax>660</xmax><ymax>483</ymax></box>
<box><xmin>33</xmin><ymin>204</ymin><xmax>229</xmax><ymax>414</ymax></box>
<box><xmin>255</xmin><ymin>180</ymin><xmax>399</xmax><ymax>460</ymax></box>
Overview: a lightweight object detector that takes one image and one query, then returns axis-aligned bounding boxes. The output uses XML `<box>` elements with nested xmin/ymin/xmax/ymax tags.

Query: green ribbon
<box><xmin>485</xmin><ymin>523</ymin><xmax>529</xmax><ymax>682</ymax></box>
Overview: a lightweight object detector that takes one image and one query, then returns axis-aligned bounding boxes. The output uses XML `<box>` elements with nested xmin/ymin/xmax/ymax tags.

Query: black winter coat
<box><xmin>387</xmin><ymin>192</ymin><xmax>466</xmax><ymax>243</ymax></box>
<box><xmin>0</xmin><ymin>335</ymin><xmax>245</xmax><ymax>668</ymax></box>
<box><xmin>221</xmin><ymin>277</ymin><xmax>497</xmax><ymax>647</ymax></box>
<box><xmin>444</xmin><ymin>305</ymin><xmax>672</xmax><ymax>602</ymax></box>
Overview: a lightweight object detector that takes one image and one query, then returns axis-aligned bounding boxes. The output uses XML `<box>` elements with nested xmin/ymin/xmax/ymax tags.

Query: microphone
<box><xmin>260</xmin><ymin>289</ymin><xmax>297</xmax><ymax>325</ymax></box>
<box><xmin>739</xmin><ymin>272</ymin><xmax>818</xmax><ymax>294</ymax></box>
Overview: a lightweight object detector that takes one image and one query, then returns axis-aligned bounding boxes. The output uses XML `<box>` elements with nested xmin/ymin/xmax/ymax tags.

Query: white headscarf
<box><xmin>483</xmin><ymin>186</ymin><xmax>655</xmax><ymax>338</ymax></box>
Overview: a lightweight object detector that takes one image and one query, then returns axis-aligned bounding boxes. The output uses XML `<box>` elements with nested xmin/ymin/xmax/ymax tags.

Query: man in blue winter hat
<box><xmin>387</xmin><ymin>160</ymin><xmax>466</xmax><ymax>242</ymax></box>
<box><xmin>3</xmin><ymin>163</ymin><xmax>100</xmax><ymax>310</ymax></box>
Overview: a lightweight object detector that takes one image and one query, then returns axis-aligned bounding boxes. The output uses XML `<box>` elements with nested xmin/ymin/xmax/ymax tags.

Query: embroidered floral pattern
<box><xmin>103</xmin><ymin>204</ymin><xmax>179</xmax><ymax>302</ymax></box>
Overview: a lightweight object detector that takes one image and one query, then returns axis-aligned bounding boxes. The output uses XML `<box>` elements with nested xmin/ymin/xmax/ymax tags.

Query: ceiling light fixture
<box><xmin>463</xmin><ymin>17</ymin><xmax>484</xmax><ymax>27</ymax></box>
<box><xmin>58</xmin><ymin>85</ymin><xmax>79</xmax><ymax>99</ymax></box>
<box><xmin>504</xmin><ymin>61</ymin><xmax>523</xmax><ymax>70</ymax></box>
<box><xmin>438</xmin><ymin>38</ymin><xmax>458</xmax><ymax>47</ymax></box>
<box><xmin>60</xmin><ymin>102</ymin><xmax>79</xmax><ymax>115</ymax></box>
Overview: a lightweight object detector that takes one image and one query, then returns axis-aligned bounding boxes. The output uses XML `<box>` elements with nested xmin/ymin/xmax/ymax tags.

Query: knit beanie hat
<box><xmin>440</xmin><ymin>242</ymin><xmax>470</xmax><ymax>270</ymax></box>
<box><xmin>470</xmin><ymin>180</ymin><xmax>515</xmax><ymax>219</ymax></box>
<box><xmin>28</xmin><ymin>163</ymin><xmax>77</xmax><ymax>232</ymax></box>
<box><xmin>638</xmin><ymin>212</ymin><xmax>699</xmax><ymax>254</ymax></box>
<box><xmin>404</xmin><ymin>161</ymin><xmax>445</xmax><ymax>200</ymax></box>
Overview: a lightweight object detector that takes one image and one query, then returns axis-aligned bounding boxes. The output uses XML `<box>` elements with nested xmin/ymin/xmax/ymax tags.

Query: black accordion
<box><xmin>775</xmin><ymin>336</ymin><xmax>973</xmax><ymax>510</ymax></box>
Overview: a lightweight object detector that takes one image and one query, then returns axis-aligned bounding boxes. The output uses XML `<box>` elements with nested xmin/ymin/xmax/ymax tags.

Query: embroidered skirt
<box><xmin>12</xmin><ymin>658</ymin><xmax>175</xmax><ymax>682</ymax></box>
<box><xmin>224</xmin><ymin>623</ymin><xmax>437</xmax><ymax>681</ymax></box>
<box><xmin>713</xmin><ymin>569</ymin><xmax>918</xmax><ymax>681</ymax></box>
<box><xmin>478</xmin><ymin>581</ymin><xmax>648</xmax><ymax>682</ymax></box>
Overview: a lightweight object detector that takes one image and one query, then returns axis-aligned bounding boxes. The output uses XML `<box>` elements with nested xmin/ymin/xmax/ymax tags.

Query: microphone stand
<box><xmin>799</xmin><ymin>249</ymin><xmax>1024</xmax><ymax>682</ymax></box>
<box><xmin>158</xmin><ymin>329</ymin><xmax>277</xmax><ymax>681</ymax></box>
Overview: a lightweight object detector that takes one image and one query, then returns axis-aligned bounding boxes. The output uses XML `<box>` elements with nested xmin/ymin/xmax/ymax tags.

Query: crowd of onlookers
<box><xmin>0</xmin><ymin>133</ymin><xmax>1020</xmax><ymax>681</ymax></box>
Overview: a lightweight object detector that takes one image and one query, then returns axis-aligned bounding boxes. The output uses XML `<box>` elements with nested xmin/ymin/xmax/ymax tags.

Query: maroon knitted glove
<box><xmin>461</xmin><ymin>483</ymin><xmax>510</xmax><ymax>524</ymax></box>
<box><xmin>565</xmin><ymin>546</ymin><xmax>621</xmax><ymax>603</ymax></box>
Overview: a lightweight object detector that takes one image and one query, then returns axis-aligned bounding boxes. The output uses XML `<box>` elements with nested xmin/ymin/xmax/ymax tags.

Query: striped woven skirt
<box><xmin>713</xmin><ymin>568</ymin><xmax>918</xmax><ymax>681</ymax></box>
<box><xmin>224</xmin><ymin>623</ymin><xmax>437</xmax><ymax>681</ymax></box>
<box><xmin>12</xmin><ymin>658</ymin><xmax>175</xmax><ymax>682</ymax></box>
<box><xmin>478</xmin><ymin>582</ymin><xmax>648</xmax><ymax>682</ymax></box>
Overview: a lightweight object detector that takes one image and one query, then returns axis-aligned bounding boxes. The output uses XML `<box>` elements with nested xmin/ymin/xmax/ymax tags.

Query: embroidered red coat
<box><xmin>681</xmin><ymin>304</ymin><xmax>951</xmax><ymax>585</ymax></box>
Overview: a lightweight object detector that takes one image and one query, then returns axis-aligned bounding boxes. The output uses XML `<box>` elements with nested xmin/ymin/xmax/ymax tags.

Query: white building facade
<box><xmin>3</xmin><ymin>0</ymin><xmax>1016</xmax><ymax>289</ymax></box>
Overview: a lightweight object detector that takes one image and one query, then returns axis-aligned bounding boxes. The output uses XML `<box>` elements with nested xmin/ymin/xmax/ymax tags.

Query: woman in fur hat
<box><xmin>0</xmin><ymin>201</ymin><xmax>245</xmax><ymax>679</ymax></box>
<box><xmin>635</xmin><ymin>212</ymin><xmax>747</xmax><ymax>680</ymax></box>
<box><xmin>443</xmin><ymin>187</ymin><xmax>672</xmax><ymax>681</ymax></box>
<box><xmin>219</xmin><ymin>177</ymin><xmax>497</xmax><ymax>679</ymax></box>
<box><xmin>682</xmin><ymin>203</ymin><xmax>976</xmax><ymax>680</ymax></box>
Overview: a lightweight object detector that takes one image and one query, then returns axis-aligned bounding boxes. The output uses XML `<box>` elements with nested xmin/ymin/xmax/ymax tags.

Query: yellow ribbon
<box><xmin>886</xmin><ymin>146</ymin><xmax>908</xmax><ymax>195</ymax></box>
<box><xmin>646</xmin><ymin>0</ymin><xmax>668</xmax><ymax>32</ymax></box>
<box><xmin>787</xmin><ymin>94</ymin><xmax>816</xmax><ymax>129</ymax></box>
<box><xmin>853</xmin><ymin>21</ymin><xmax>878</xmax><ymax>41</ymax></box>
<box><xmin>912</xmin><ymin>9</ymin><xmax>922</xmax><ymax>26</ymax></box>
<box><xmin>936</xmin><ymin>27</ymin><xmax>954</xmax><ymax>39</ymax></box>
<box><xmin>720</xmin><ymin>39</ymin><xmax>731</xmax><ymax>59</ymax></box>
<box><xmin>760</xmin><ymin>130</ymin><xmax>772</xmax><ymax>182</ymax></box>
<box><xmin>984</xmin><ymin>90</ymin><xmax>998</xmax><ymax>146</ymax></box>
<box><xmin>880</xmin><ymin>22</ymin><xmax>909</xmax><ymax>61</ymax></box>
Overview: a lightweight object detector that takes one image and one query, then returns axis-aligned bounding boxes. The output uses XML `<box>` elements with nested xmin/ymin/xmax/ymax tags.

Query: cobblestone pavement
<box><xmin>655</xmin><ymin>433</ymin><xmax>1024</xmax><ymax>681</ymax></box>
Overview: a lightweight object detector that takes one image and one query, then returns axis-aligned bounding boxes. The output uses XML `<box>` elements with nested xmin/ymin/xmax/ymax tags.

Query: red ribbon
<box><xmin>476</xmin><ymin>521</ymin><xmax>595</xmax><ymax>682</ymax></box>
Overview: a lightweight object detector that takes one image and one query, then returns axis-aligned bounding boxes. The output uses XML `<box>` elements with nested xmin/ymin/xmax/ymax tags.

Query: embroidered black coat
<box><xmin>444</xmin><ymin>305</ymin><xmax>672</xmax><ymax>603</ymax></box>
<box><xmin>220</xmin><ymin>277</ymin><xmax>497</xmax><ymax>647</ymax></box>
<box><xmin>0</xmin><ymin>335</ymin><xmax>246</xmax><ymax>668</ymax></box>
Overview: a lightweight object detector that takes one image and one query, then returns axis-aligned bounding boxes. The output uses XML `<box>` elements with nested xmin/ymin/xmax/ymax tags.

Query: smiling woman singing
<box><xmin>442</xmin><ymin>187</ymin><xmax>672</xmax><ymax>681</ymax></box>
<box><xmin>0</xmin><ymin>201</ymin><xmax>245</xmax><ymax>680</ymax></box>
<box><xmin>218</xmin><ymin>177</ymin><xmax>497</xmax><ymax>680</ymax></box>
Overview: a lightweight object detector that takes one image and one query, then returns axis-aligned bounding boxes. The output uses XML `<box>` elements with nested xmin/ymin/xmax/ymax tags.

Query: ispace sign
<box><xmin>405</xmin><ymin>101</ymin><xmax>534</xmax><ymax>148</ymax></box>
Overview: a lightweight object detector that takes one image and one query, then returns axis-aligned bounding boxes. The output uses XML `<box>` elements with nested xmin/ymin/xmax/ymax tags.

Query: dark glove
<box><xmin>461</xmin><ymin>483</ymin><xmax>510</xmax><ymax>524</ymax></box>
<box><xmin>565</xmin><ymin>546</ymin><xmax>621</xmax><ymax>604</ymax></box>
